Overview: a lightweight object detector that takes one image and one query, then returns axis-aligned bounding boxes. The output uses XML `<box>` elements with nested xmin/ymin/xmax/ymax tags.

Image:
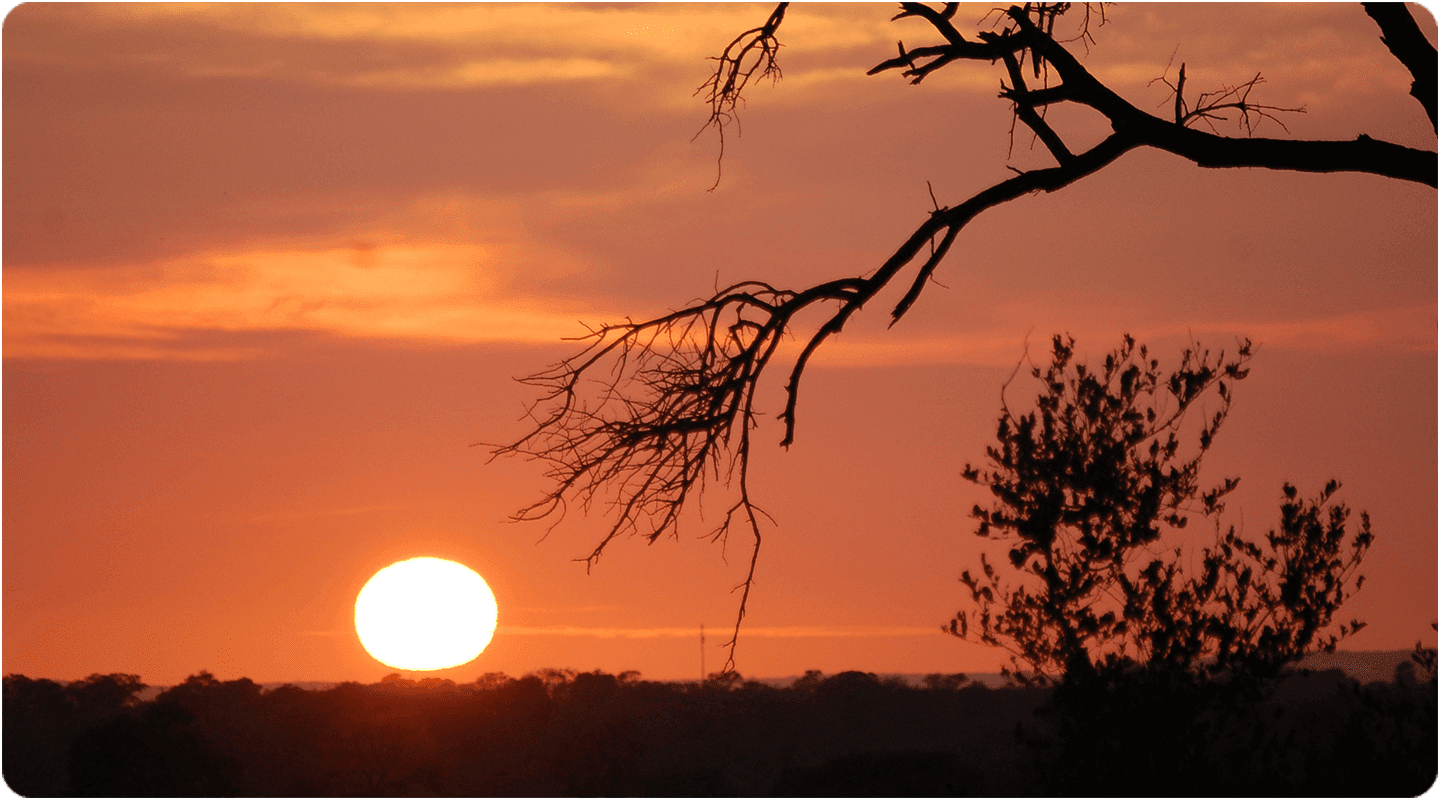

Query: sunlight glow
<box><xmin>354</xmin><ymin>557</ymin><xmax>499</xmax><ymax>671</ymax></box>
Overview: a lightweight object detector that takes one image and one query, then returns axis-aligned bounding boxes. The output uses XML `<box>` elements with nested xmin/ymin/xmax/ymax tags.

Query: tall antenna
<box><xmin>700</xmin><ymin>624</ymin><xmax>706</xmax><ymax>683</ymax></box>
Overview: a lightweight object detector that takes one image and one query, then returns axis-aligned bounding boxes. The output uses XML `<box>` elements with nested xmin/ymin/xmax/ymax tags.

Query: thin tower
<box><xmin>700</xmin><ymin>624</ymin><xmax>706</xmax><ymax>683</ymax></box>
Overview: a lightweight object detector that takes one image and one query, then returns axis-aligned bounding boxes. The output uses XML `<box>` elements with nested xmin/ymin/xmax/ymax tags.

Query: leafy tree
<box><xmin>494</xmin><ymin>3</ymin><xmax>1435</xmax><ymax>670</ymax></box>
<box><xmin>952</xmin><ymin>334</ymin><xmax>1372</xmax><ymax>687</ymax></box>
<box><xmin>949</xmin><ymin>334</ymin><xmax>1383</xmax><ymax>794</ymax></box>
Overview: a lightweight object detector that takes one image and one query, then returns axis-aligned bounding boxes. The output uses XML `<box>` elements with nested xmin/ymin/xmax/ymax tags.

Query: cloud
<box><xmin>6</xmin><ymin>5</ymin><xmax>1430</xmax><ymax>365</ymax></box>
<box><xmin>12</xmin><ymin>227</ymin><xmax>1428</xmax><ymax>363</ymax></box>
<box><xmin>497</xmin><ymin>625</ymin><xmax>940</xmax><ymax>639</ymax></box>
<box><xmin>4</xmin><ymin>243</ymin><xmax>588</xmax><ymax>358</ymax></box>
<box><xmin>2</xmin><ymin>4</ymin><xmax>985</xmax><ymax>101</ymax></box>
<box><xmin>512</xmin><ymin>606</ymin><xmax>620</xmax><ymax>615</ymax></box>
<box><xmin>1191</xmin><ymin>305</ymin><xmax>1438</xmax><ymax>354</ymax></box>
<box><xmin>4</xmin><ymin>192</ymin><xmax>624</xmax><ymax>360</ymax></box>
<box><xmin>3</xmin><ymin>4</ymin><xmax>761</xmax><ymax>93</ymax></box>
<box><xmin>783</xmin><ymin>303</ymin><xmax>1437</xmax><ymax>370</ymax></box>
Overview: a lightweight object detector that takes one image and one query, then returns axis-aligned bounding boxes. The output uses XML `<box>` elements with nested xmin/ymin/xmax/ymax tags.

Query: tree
<box><xmin>1</xmin><ymin>673</ymin><xmax>150</xmax><ymax>796</ymax></box>
<box><xmin>952</xmin><ymin>334</ymin><xmax>1372</xmax><ymax>687</ymax></box>
<box><xmin>939</xmin><ymin>337</ymin><xmax>1382</xmax><ymax>794</ymax></box>
<box><xmin>493</xmin><ymin>3</ymin><xmax>1435</xmax><ymax>671</ymax></box>
<box><xmin>68</xmin><ymin>701</ymin><xmax>240</xmax><ymax>797</ymax></box>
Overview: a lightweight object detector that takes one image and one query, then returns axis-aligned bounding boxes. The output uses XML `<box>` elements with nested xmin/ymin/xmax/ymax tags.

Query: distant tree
<box><xmin>1411</xmin><ymin>621</ymin><xmax>1438</xmax><ymax>682</ymax></box>
<box><xmin>4</xmin><ymin>675</ymin><xmax>74</xmax><ymax>796</ymax></box>
<box><xmin>68</xmin><ymin>701</ymin><xmax>240</xmax><ymax>797</ymax></box>
<box><xmin>157</xmin><ymin>670</ymin><xmax>262</xmax><ymax>711</ymax></box>
<box><xmin>951</xmin><ymin>334</ymin><xmax>1372</xmax><ymax>687</ymax></box>
<box><xmin>921</xmin><ymin>672</ymin><xmax>969</xmax><ymax>691</ymax></box>
<box><xmin>791</xmin><ymin>669</ymin><xmax>828</xmax><ymax>693</ymax></box>
<box><xmin>64</xmin><ymin>672</ymin><xmax>148</xmax><ymax>723</ymax></box>
<box><xmin>2</xmin><ymin>672</ymin><xmax>150</xmax><ymax>796</ymax></box>
<box><xmin>493</xmin><ymin>3</ymin><xmax>1435</xmax><ymax>671</ymax></box>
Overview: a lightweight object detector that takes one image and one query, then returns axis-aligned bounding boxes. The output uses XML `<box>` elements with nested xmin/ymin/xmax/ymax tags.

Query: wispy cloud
<box><xmin>4</xmin><ymin>4</ymin><xmax>746</xmax><ymax>93</ymax></box>
<box><xmin>4</xmin><ymin>224</ymin><xmax>612</xmax><ymax>360</ymax></box>
<box><xmin>3</xmin><ymin>4</ymin><xmax>977</xmax><ymax>100</ymax></box>
<box><xmin>497</xmin><ymin>625</ymin><xmax>940</xmax><ymax>639</ymax></box>
<box><xmin>784</xmin><ymin>302</ymin><xmax>1437</xmax><ymax>370</ymax></box>
<box><xmin>1202</xmin><ymin>305</ymin><xmax>1437</xmax><ymax>353</ymax></box>
<box><xmin>512</xmin><ymin>606</ymin><xmax>620</xmax><ymax>615</ymax></box>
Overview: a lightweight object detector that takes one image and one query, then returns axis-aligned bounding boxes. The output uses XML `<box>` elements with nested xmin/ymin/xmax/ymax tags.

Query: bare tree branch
<box><xmin>495</xmin><ymin>3</ymin><xmax>1437</xmax><ymax>668</ymax></box>
<box><xmin>694</xmin><ymin>2</ymin><xmax>788</xmax><ymax>191</ymax></box>
<box><xmin>1151</xmin><ymin>66</ymin><xmax>1305</xmax><ymax>136</ymax></box>
<box><xmin>489</xmin><ymin>278</ymin><xmax>868</xmax><ymax>672</ymax></box>
<box><xmin>1364</xmin><ymin>2</ymin><xmax>1438</xmax><ymax>131</ymax></box>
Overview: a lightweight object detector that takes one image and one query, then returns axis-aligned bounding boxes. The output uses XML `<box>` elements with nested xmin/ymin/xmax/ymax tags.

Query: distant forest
<box><xmin>5</xmin><ymin>656</ymin><xmax>1435</xmax><ymax>797</ymax></box>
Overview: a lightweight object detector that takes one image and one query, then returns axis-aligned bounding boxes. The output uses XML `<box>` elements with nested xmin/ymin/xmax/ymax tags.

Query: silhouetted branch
<box><xmin>871</xmin><ymin>5</ymin><xmax>1435</xmax><ymax>184</ymax></box>
<box><xmin>1364</xmin><ymin>2</ymin><xmax>1438</xmax><ymax>131</ymax></box>
<box><xmin>492</xmin><ymin>277</ymin><xmax>879</xmax><ymax>672</ymax></box>
<box><xmin>694</xmin><ymin>3</ymin><xmax>788</xmax><ymax>191</ymax></box>
<box><xmin>497</xmin><ymin>3</ymin><xmax>1433</xmax><ymax>665</ymax></box>
<box><xmin>1151</xmin><ymin>66</ymin><xmax>1305</xmax><ymax>136</ymax></box>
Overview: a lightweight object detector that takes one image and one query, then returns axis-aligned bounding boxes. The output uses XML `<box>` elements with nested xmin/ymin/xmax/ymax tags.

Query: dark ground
<box><xmin>4</xmin><ymin>664</ymin><xmax>1435</xmax><ymax>796</ymax></box>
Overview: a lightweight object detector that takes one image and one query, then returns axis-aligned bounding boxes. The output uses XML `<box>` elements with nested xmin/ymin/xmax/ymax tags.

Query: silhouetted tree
<box><xmin>951</xmin><ymin>334</ymin><xmax>1381</xmax><ymax>794</ymax></box>
<box><xmin>4</xmin><ymin>675</ymin><xmax>75</xmax><ymax>796</ymax></box>
<box><xmin>68</xmin><ymin>701</ymin><xmax>240</xmax><ymax>797</ymax></box>
<box><xmin>952</xmin><ymin>334</ymin><xmax>1372</xmax><ymax>687</ymax></box>
<box><xmin>156</xmin><ymin>670</ymin><xmax>263</xmax><ymax>712</ymax></box>
<box><xmin>2</xmin><ymin>673</ymin><xmax>149</xmax><ymax>796</ymax></box>
<box><xmin>493</xmin><ymin>3</ymin><xmax>1435</xmax><ymax>670</ymax></box>
<box><xmin>64</xmin><ymin>673</ymin><xmax>148</xmax><ymax>722</ymax></box>
<box><xmin>921</xmin><ymin>672</ymin><xmax>969</xmax><ymax>692</ymax></box>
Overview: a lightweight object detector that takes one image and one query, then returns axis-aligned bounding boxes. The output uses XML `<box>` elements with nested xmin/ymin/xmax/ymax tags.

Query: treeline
<box><xmin>4</xmin><ymin>665</ymin><xmax>1434</xmax><ymax>796</ymax></box>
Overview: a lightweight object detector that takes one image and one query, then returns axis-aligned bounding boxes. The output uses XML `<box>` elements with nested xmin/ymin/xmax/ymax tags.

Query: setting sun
<box><xmin>354</xmin><ymin>557</ymin><xmax>499</xmax><ymax>671</ymax></box>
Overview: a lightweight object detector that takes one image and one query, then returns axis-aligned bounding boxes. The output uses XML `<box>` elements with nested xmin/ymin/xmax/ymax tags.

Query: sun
<box><xmin>354</xmin><ymin>557</ymin><xmax>499</xmax><ymax>671</ymax></box>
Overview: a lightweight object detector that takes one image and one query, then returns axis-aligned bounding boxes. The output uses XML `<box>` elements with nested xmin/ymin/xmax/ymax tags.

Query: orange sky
<box><xmin>4</xmin><ymin>3</ymin><xmax>1436</xmax><ymax>686</ymax></box>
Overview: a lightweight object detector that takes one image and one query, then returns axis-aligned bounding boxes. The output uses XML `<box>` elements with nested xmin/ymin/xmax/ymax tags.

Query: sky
<box><xmin>4</xmin><ymin>3</ymin><xmax>1436</xmax><ymax>687</ymax></box>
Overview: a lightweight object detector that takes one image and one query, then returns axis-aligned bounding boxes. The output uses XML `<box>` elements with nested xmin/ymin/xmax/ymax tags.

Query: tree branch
<box><xmin>893</xmin><ymin>132</ymin><xmax>1137</xmax><ymax>324</ymax></box>
<box><xmin>497</xmin><ymin>3</ymin><xmax>1436</xmax><ymax>667</ymax></box>
<box><xmin>993</xmin><ymin>34</ymin><xmax>1075</xmax><ymax>164</ymax></box>
<box><xmin>879</xmin><ymin>4</ymin><xmax>1437</xmax><ymax>185</ymax></box>
<box><xmin>694</xmin><ymin>3</ymin><xmax>789</xmax><ymax>190</ymax></box>
<box><xmin>1363</xmin><ymin>2</ymin><xmax>1438</xmax><ymax>131</ymax></box>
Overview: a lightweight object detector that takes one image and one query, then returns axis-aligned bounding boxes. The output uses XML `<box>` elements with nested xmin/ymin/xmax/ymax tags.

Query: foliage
<box><xmin>953</xmin><ymin>335</ymin><xmax>1372</xmax><ymax>687</ymax></box>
